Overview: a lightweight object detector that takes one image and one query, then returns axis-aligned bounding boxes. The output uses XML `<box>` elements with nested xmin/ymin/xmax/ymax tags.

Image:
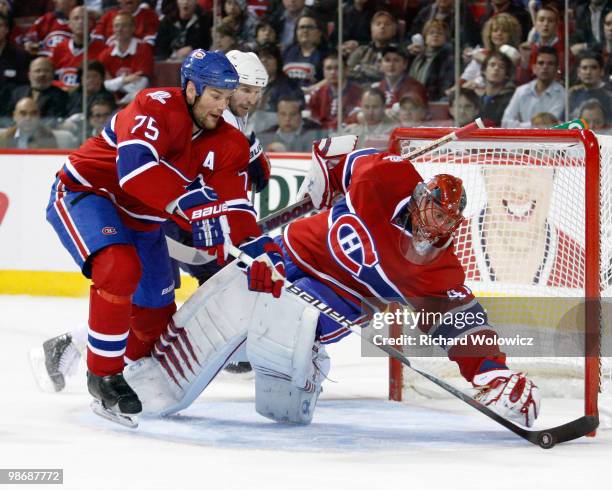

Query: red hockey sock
<box><xmin>125</xmin><ymin>303</ymin><xmax>177</xmax><ymax>362</ymax></box>
<box><xmin>448</xmin><ymin>330</ymin><xmax>506</xmax><ymax>382</ymax></box>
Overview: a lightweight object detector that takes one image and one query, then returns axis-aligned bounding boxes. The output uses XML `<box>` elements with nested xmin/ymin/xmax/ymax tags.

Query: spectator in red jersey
<box><xmin>308</xmin><ymin>51</ymin><xmax>362</xmax><ymax>130</ymax></box>
<box><xmin>93</xmin><ymin>0</ymin><xmax>160</xmax><ymax>47</ymax></box>
<box><xmin>155</xmin><ymin>0</ymin><xmax>212</xmax><ymax>61</ymax></box>
<box><xmin>372</xmin><ymin>45</ymin><xmax>427</xmax><ymax>109</ymax></box>
<box><xmin>51</xmin><ymin>6</ymin><xmax>106</xmax><ymax>90</ymax></box>
<box><xmin>524</xmin><ymin>4</ymin><xmax>566</xmax><ymax>80</ymax></box>
<box><xmin>98</xmin><ymin>12</ymin><xmax>153</xmax><ymax>105</ymax></box>
<box><xmin>3</xmin><ymin>56</ymin><xmax>70</xmax><ymax>121</ymax></box>
<box><xmin>24</xmin><ymin>0</ymin><xmax>78</xmax><ymax>56</ymax></box>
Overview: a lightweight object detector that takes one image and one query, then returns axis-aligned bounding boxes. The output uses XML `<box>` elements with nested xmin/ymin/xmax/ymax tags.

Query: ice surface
<box><xmin>0</xmin><ymin>295</ymin><xmax>610</xmax><ymax>490</ymax></box>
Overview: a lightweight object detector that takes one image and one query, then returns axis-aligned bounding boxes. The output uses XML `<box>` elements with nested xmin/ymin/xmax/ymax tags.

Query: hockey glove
<box><xmin>238</xmin><ymin>236</ymin><xmax>285</xmax><ymax>298</ymax></box>
<box><xmin>473</xmin><ymin>369</ymin><xmax>541</xmax><ymax>427</ymax></box>
<box><xmin>176</xmin><ymin>184</ymin><xmax>231</xmax><ymax>265</ymax></box>
<box><xmin>247</xmin><ymin>132</ymin><xmax>271</xmax><ymax>193</ymax></box>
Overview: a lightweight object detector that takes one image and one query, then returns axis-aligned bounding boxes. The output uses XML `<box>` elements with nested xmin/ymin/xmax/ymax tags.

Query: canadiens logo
<box><xmin>447</xmin><ymin>286</ymin><xmax>472</xmax><ymax>300</ymax></box>
<box><xmin>328</xmin><ymin>214</ymin><xmax>379</xmax><ymax>275</ymax></box>
<box><xmin>193</xmin><ymin>50</ymin><xmax>205</xmax><ymax>59</ymax></box>
<box><xmin>147</xmin><ymin>91</ymin><xmax>172</xmax><ymax>104</ymax></box>
<box><xmin>102</xmin><ymin>227</ymin><xmax>117</xmax><ymax>235</ymax></box>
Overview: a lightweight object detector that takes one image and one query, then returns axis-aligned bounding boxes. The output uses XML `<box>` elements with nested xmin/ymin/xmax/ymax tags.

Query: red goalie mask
<box><xmin>409</xmin><ymin>174</ymin><xmax>467</xmax><ymax>244</ymax></box>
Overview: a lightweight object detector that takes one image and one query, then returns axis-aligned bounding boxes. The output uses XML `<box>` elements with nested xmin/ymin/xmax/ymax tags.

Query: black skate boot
<box><xmin>29</xmin><ymin>333</ymin><xmax>81</xmax><ymax>392</ymax></box>
<box><xmin>88</xmin><ymin>372</ymin><xmax>142</xmax><ymax>428</ymax></box>
<box><xmin>224</xmin><ymin>361</ymin><xmax>253</xmax><ymax>373</ymax></box>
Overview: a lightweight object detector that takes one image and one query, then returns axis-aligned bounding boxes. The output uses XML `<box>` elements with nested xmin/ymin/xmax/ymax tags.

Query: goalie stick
<box><xmin>229</xmin><ymin>244</ymin><xmax>599</xmax><ymax>448</ymax></box>
<box><xmin>167</xmin><ymin>119</ymin><xmax>486</xmax><ymax>266</ymax></box>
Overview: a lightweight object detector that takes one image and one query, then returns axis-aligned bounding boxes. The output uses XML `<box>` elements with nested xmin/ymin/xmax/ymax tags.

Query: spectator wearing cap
<box><xmin>347</xmin><ymin>10</ymin><xmax>398</xmax><ymax>85</ymax></box>
<box><xmin>372</xmin><ymin>45</ymin><xmax>427</xmax><ymax>109</ymax></box>
<box><xmin>282</xmin><ymin>12</ymin><xmax>328</xmax><ymax>88</ymax></box>
<box><xmin>155</xmin><ymin>0</ymin><xmax>212</xmax><ymax>60</ymax></box>
<box><xmin>255</xmin><ymin>43</ymin><xmax>302</xmax><ymax>115</ymax></box>
<box><xmin>308</xmin><ymin>51</ymin><xmax>362</xmax><ymax>130</ymax></box>
<box><xmin>265</xmin><ymin>0</ymin><xmax>307</xmax><ymax>49</ymax></box>
<box><xmin>93</xmin><ymin>0</ymin><xmax>160</xmax><ymax>47</ymax></box>
<box><xmin>407</xmin><ymin>0</ymin><xmax>480</xmax><ymax>49</ymax></box>
<box><xmin>407</xmin><ymin>19</ymin><xmax>454</xmax><ymax>102</ymax></box>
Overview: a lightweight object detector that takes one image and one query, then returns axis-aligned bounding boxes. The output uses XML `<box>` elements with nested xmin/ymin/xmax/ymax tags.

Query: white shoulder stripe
<box><xmin>118</xmin><ymin>138</ymin><xmax>159</xmax><ymax>162</ymax></box>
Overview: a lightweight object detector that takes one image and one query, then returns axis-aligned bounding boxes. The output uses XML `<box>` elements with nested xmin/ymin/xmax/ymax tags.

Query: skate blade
<box><xmin>28</xmin><ymin>347</ymin><xmax>58</xmax><ymax>393</ymax></box>
<box><xmin>90</xmin><ymin>400</ymin><xmax>139</xmax><ymax>429</ymax></box>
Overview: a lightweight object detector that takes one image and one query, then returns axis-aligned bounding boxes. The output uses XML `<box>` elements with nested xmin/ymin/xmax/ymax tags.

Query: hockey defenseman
<box><xmin>43</xmin><ymin>49</ymin><xmax>285</xmax><ymax>424</ymax></box>
<box><xmin>125</xmin><ymin>136</ymin><xmax>541</xmax><ymax>428</ymax></box>
<box><xmin>31</xmin><ymin>50</ymin><xmax>273</xmax><ymax>391</ymax></box>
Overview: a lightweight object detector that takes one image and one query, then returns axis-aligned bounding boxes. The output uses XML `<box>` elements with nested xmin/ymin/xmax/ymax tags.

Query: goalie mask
<box><xmin>398</xmin><ymin>174</ymin><xmax>466</xmax><ymax>261</ymax></box>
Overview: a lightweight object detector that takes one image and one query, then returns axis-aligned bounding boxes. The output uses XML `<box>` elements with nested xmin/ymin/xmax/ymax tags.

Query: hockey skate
<box><xmin>29</xmin><ymin>333</ymin><xmax>81</xmax><ymax>392</ymax></box>
<box><xmin>88</xmin><ymin>372</ymin><xmax>142</xmax><ymax>428</ymax></box>
<box><xmin>224</xmin><ymin>361</ymin><xmax>252</xmax><ymax>373</ymax></box>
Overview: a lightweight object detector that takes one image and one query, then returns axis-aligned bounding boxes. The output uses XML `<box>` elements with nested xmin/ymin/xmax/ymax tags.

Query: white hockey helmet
<box><xmin>226</xmin><ymin>50</ymin><xmax>269</xmax><ymax>88</ymax></box>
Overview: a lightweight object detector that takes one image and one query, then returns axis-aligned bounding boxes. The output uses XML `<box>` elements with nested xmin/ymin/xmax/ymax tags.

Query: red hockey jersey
<box><xmin>98</xmin><ymin>38</ymin><xmax>154</xmax><ymax>79</ymax></box>
<box><xmin>25</xmin><ymin>12</ymin><xmax>71</xmax><ymax>56</ymax></box>
<box><xmin>51</xmin><ymin>38</ymin><xmax>107</xmax><ymax>89</ymax></box>
<box><xmin>283</xmin><ymin>149</ymin><xmax>474</xmax><ymax>314</ymax></box>
<box><xmin>92</xmin><ymin>3</ymin><xmax>160</xmax><ymax>46</ymax></box>
<box><xmin>58</xmin><ymin>87</ymin><xmax>257</xmax><ymax>243</ymax></box>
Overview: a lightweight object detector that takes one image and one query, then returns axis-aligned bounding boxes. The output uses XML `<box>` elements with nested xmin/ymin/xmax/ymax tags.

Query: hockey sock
<box><xmin>125</xmin><ymin>303</ymin><xmax>177</xmax><ymax>362</ymax></box>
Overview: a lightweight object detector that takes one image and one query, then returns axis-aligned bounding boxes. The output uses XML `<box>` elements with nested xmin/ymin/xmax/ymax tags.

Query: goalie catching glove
<box><xmin>175</xmin><ymin>181</ymin><xmax>231</xmax><ymax>265</ymax></box>
<box><xmin>473</xmin><ymin>369</ymin><xmax>541</xmax><ymax>427</ymax></box>
<box><xmin>238</xmin><ymin>236</ymin><xmax>285</xmax><ymax>297</ymax></box>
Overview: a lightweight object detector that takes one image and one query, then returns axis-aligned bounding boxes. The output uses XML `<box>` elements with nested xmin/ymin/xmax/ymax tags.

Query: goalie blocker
<box><xmin>124</xmin><ymin>262</ymin><xmax>330</xmax><ymax>424</ymax></box>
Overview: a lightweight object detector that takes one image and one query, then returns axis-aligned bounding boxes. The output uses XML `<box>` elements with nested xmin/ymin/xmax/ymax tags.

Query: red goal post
<box><xmin>386</xmin><ymin>127</ymin><xmax>606</xmax><ymax>423</ymax></box>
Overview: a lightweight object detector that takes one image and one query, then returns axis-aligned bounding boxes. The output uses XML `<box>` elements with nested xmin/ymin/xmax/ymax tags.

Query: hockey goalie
<box><xmin>126</xmin><ymin>135</ymin><xmax>541</xmax><ymax>427</ymax></box>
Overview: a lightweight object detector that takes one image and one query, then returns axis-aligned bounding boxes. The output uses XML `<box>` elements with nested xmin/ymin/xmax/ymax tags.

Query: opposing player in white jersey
<box><xmin>123</xmin><ymin>135</ymin><xmax>541</xmax><ymax>428</ymax></box>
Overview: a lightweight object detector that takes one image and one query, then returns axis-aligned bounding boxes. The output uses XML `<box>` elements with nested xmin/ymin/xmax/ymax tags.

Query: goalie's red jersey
<box><xmin>57</xmin><ymin>87</ymin><xmax>259</xmax><ymax>243</ymax></box>
<box><xmin>282</xmin><ymin>150</ymin><xmax>474</xmax><ymax>314</ymax></box>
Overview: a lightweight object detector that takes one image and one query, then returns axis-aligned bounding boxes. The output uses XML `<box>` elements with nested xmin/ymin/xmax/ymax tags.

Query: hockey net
<box><xmin>387</xmin><ymin>127</ymin><xmax>612</xmax><ymax>424</ymax></box>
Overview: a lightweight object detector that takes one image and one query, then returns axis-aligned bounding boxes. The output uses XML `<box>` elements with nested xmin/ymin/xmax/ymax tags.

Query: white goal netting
<box><xmin>390</xmin><ymin>129</ymin><xmax>612</xmax><ymax>413</ymax></box>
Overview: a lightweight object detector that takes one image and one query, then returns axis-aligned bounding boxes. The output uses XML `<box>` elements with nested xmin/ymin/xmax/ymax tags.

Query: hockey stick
<box><xmin>228</xmin><ymin>244</ymin><xmax>599</xmax><ymax>448</ymax></box>
<box><xmin>167</xmin><ymin>119</ymin><xmax>485</xmax><ymax>266</ymax></box>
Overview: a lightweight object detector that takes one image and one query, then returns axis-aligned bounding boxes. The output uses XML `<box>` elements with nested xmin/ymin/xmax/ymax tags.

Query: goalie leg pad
<box><xmin>124</xmin><ymin>263</ymin><xmax>259</xmax><ymax>415</ymax></box>
<box><xmin>247</xmin><ymin>294</ymin><xmax>331</xmax><ymax>423</ymax></box>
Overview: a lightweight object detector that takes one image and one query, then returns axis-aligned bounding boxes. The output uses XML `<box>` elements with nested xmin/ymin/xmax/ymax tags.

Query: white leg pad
<box><xmin>247</xmin><ymin>294</ymin><xmax>331</xmax><ymax>424</ymax></box>
<box><xmin>125</xmin><ymin>263</ymin><xmax>258</xmax><ymax>416</ymax></box>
